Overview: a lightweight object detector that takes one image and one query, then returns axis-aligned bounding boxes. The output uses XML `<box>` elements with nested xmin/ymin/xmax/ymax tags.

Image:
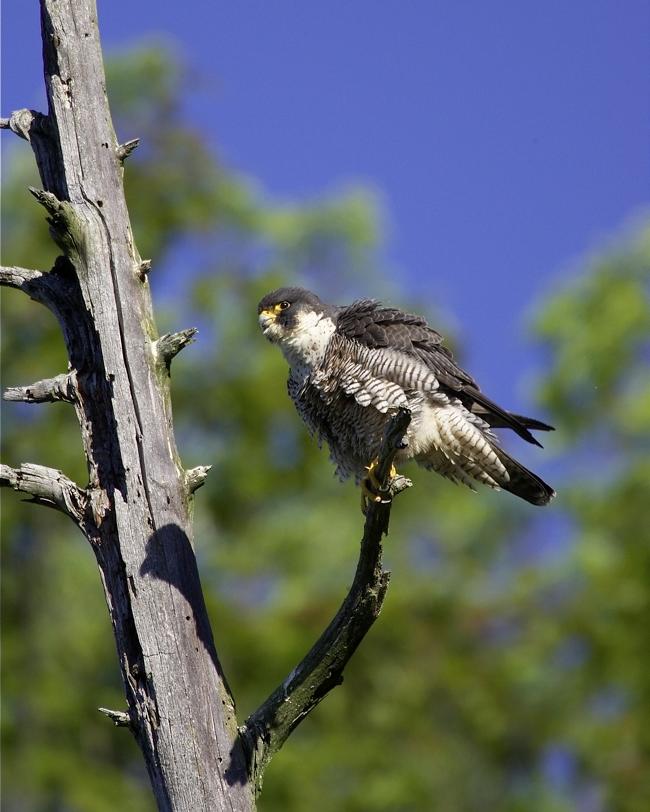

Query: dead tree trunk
<box><xmin>1</xmin><ymin>1</ymin><xmax>410</xmax><ymax>808</ymax></box>
<box><xmin>1</xmin><ymin>2</ymin><xmax>253</xmax><ymax>809</ymax></box>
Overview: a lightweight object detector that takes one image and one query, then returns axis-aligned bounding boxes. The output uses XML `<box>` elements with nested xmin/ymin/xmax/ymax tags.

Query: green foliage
<box><xmin>531</xmin><ymin>225</ymin><xmax>650</xmax><ymax>811</ymax></box>
<box><xmin>2</xmin><ymin>42</ymin><xmax>649</xmax><ymax>812</ymax></box>
<box><xmin>536</xmin><ymin>225</ymin><xmax>650</xmax><ymax>438</ymax></box>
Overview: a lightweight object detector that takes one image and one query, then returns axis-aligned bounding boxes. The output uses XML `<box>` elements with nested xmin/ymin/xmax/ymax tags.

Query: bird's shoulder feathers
<box><xmin>334</xmin><ymin>298</ymin><xmax>551</xmax><ymax>447</ymax></box>
<box><xmin>335</xmin><ymin>299</ymin><xmax>476</xmax><ymax>389</ymax></box>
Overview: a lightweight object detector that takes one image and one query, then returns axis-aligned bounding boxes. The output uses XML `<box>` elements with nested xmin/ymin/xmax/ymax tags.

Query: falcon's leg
<box><xmin>361</xmin><ymin>459</ymin><xmax>398</xmax><ymax>514</ymax></box>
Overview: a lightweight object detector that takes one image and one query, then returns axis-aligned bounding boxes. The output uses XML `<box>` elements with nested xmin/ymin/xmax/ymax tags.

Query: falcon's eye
<box><xmin>278</xmin><ymin>301</ymin><xmax>291</xmax><ymax>310</ymax></box>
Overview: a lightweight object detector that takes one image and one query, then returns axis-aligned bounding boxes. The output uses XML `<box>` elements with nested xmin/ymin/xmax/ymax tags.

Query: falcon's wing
<box><xmin>335</xmin><ymin>299</ymin><xmax>552</xmax><ymax>446</ymax></box>
<box><xmin>336</xmin><ymin>299</ymin><xmax>475</xmax><ymax>387</ymax></box>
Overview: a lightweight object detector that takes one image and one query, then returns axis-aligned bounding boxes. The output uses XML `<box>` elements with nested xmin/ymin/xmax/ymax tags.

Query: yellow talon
<box><xmin>360</xmin><ymin>459</ymin><xmax>398</xmax><ymax>514</ymax></box>
<box><xmin>360</xmin><ymin>478</ymin><xmax>382</xmax><ymax>513</ymax></box>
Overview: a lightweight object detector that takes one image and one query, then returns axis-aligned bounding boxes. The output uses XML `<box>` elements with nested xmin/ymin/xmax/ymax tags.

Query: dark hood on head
<box><xmin>257</xmin><ymin>287</ymin><xmax>331</xmax><ymax>315</ymax></box>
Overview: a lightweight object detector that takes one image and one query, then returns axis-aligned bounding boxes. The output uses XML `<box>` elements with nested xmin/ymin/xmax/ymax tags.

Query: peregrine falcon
<box><xmin>258</xmin><ymin>287</ymin><xmax>555</xmax><ymax>506</ymax></box>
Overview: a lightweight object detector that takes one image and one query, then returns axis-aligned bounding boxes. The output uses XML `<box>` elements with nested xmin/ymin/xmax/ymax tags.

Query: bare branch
<box><xmin>0</xmin><ymin>108</ymin><xmax>49</xmax><ymax>141</ymax></box>
<box><xmin>0</xmin><ymin>265</ymin><xmax>46</xmax><ymax>289</ymax></box>
<box><xmin>28</xmin><ymin>187</ymin><xmax>84</xmax><ymax>255</ymax></box>
<box><xmin>28</xmin><ymin>186</ymin><xmax>60</xmax><ymax>212</ymax></box>
<box><xmin>240</xmin><ymin>408</ymin><xmax>412</xmax><ymax>793</ymax></box>
<box><xmin>185</xmin><ymin>465</ymin><xmax>212</xmax><ymax>494</ymax></box>
<box><xmin>4</xmin><ymin>372</ymin><xmax>78</xmax><ymax>404</ymax></box>
<box><xmin>154</xmin><ymin>328</ymin><xmax>198</xmax><ymax>370</ymax></box>
<box><xmin>116</xmin><ymin>138</ymin><xmax>140</xmax><ymax>161</ymax></box>
<box><xmin>0</xmin><ymin>259</ymin><xmax>76</xmax><ymax>311</ymax></box>
<box><xmin>0</xmin><ymin>462</ymin><xmax>88</xmax><ymax>527</ymax></box>
<box><xmin>98</xmin><ymin>707</ymin><xmax>132</xmax><ymax>728</ymax></box>
<box><xmin>0</xmin><ymin>265</ymin><xmax>52</xmax><ymax>307</ymax></box>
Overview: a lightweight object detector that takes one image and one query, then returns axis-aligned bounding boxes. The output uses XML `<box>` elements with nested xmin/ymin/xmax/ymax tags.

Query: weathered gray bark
<box><xmin>1</xmin><ymin>3</ymin><xmax>253</xmax><ymax>810</ymax></box>
<box><xmin>1</xmin><ymin>1</ymin><xmax>410</xmax><ymax>807</ymax></box>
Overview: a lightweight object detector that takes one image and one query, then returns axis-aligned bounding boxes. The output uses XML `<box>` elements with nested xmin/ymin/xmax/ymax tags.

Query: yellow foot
<box><xmin>360</xmin><ymin>459</ymin><xmax>398</xmax><ymax>514</ymax></box>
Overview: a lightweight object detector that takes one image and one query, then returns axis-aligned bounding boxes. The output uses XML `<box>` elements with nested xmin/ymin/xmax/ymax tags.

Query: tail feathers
<box><xmin>467</xmin><ymin>392</ymin><xmax>554</xmax><ymax>445</ymax></box>
<box><xmin>495</xmin><ymin>448</ymin><xmax>556</xmax><ymax>506</ymax></box>
<box><xmin>414</xmin><ymin>402</ymin><xmax>555</xmax><ymax>506</ymax></box>
<box><xmin>507</xmin><ymin>413</ymin><xmax>554</xmax><ymax>433</ymax></box>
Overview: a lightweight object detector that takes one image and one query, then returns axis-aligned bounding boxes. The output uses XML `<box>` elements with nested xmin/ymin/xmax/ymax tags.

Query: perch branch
<box><xmin>0</xmin><ymin>462</ymin><xmax>88</xmax><ymax>527</ymax></box>
<box><xmin>4</xmin><ymin>372</ymin><xmax>78</xmax><ymax>404</ymax></box>
<box><xmin>240</xmin><ymin>407</ymin><xmax>412</xmax><ymax>793</ymax></box>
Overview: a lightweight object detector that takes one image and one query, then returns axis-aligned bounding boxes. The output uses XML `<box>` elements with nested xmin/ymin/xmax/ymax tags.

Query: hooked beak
<box><xmin>258</xmin><ymin>308</ymin><xmax>276</xmax><ymax>337</ymax></box>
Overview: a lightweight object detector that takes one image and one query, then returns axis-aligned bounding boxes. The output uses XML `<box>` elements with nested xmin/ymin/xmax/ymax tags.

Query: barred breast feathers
<box><xmin>303</xmin><ymin>333</ymin><xmax>508</xmax><ymax>488</ymax></box>
<box><xmin>411</xmin><ymin>399</ymin><xmax>506</xmax><ymax>488</ymax></box>
<box><xmin>310</xmin><ymin>333</ymin><xmax>441</xmax><ymax>412</ymax></box>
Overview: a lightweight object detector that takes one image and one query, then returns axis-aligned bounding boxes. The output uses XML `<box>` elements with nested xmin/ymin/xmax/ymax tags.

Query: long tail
<box><xmin>494</xmin><ymin>447</ymin><xmax>556</xmax><ymax>506</ymax></box>
<box><xmin>415</xmin><ymin>402</ymin><xmax>556</xmax><ymax>506</ymax></box>
<box><xmin>465</xmin><ymin>387</ymin><xmax>554</xmax><ymax>447</ymax></box>
<box><xmin>512</xmin><ymin>413</ymin><xmax>554</xmax><ymax>432</ymax></box>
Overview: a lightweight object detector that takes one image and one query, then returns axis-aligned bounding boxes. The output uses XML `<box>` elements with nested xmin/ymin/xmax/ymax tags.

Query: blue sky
<box><xmin>3</xmin><ymin>1</ymin><xmax>649</xmax><ymax>415</ymax></box>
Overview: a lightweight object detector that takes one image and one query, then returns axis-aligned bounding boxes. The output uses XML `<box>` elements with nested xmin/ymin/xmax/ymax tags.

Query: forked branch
<box><xmin>240</xmin><ymin>408</ymin><xmax>412</xmax><ymax>793</ymax></box>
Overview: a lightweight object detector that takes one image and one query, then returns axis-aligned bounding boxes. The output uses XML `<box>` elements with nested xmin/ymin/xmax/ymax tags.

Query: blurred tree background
<box><xmin>2</xmin><ymin>44</ymin><xmax>649</xmax><ymax>812</ymax></box>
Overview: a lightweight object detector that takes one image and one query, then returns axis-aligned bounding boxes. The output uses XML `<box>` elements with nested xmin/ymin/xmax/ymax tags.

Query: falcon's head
<box><xmin>257</xmin><ymin>287</ymin><xmax>336</xmax><ymax>367</ymax></box>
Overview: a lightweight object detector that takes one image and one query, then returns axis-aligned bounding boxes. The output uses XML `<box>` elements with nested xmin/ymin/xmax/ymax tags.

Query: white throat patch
<box><xmin>278</xmin><ymin>310</ymin><xmax>336</xmax><ymax>369</ymax></box>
